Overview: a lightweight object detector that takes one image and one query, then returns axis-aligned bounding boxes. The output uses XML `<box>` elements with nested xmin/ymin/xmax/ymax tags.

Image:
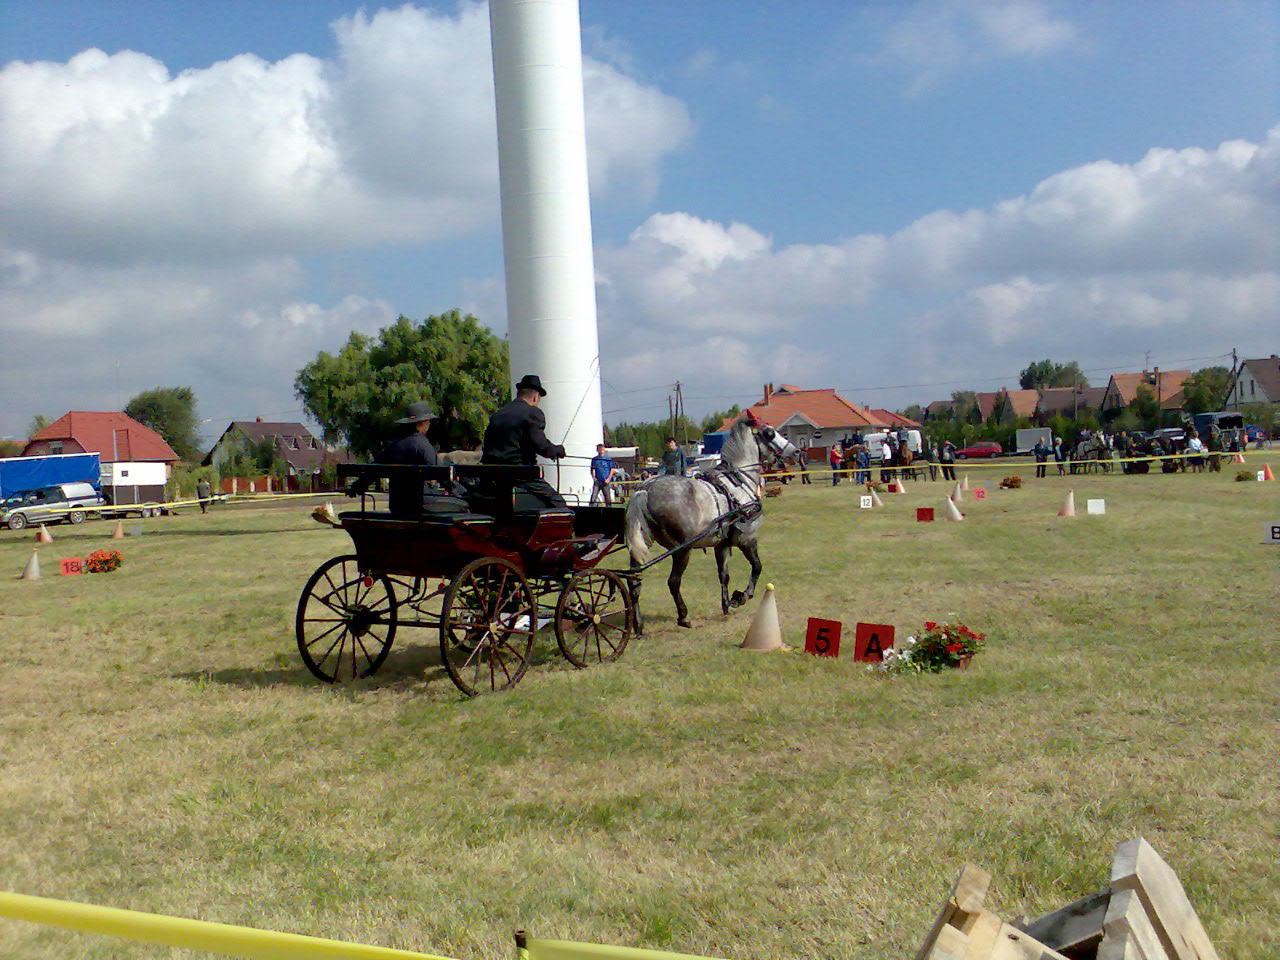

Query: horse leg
<box><xmin>667</xmin><ymin>548</ymin><xmax>693</xmax><ymax>628</ymax></box>
<box><xmin>729</xmin><ymin>538</ymin><xmax>763</xmax><ymax>609</ymax></box>
<box><xmin>715</xmin><ymin>540</ymin><xmax>733</xmax><ymax>615</ymax></box>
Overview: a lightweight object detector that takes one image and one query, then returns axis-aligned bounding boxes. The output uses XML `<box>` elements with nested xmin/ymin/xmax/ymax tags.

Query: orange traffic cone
<box><xmin>111</xmin><ymin>520</ymin><xmax>125</xmax><ymax>540</ymax></box>
<box><xmin>1058</xmin><ymin>490</ymin><xmax>1076</xmax><ymax>518</ymax></box>
<box><xmin>950</xmin><ymin>482</ymin><xmax>963</xmax><ymax>503</ymax></box>
<box><xmin>35</xmin><ymin>525</ymin><xmax>53</xmax><ymax>544</ymax></box>
<box><xmin>19</xmin><ymin>549</ymin><xmax>41</xmax><ymax>581</ymax></box>
<box><xmin>943</xmin><ymin>497</ymin><xmax>964</xmax><ymax>522</ymax></box>
<box><xmin>1264</xmin><ymin>464</ymin><xmax>1275</xmax><ymax>481</ymax></box>
<box><xmin>741</xmin><ymin>583</ymin><xmax>786</xmax><ymax>652</ymax></box>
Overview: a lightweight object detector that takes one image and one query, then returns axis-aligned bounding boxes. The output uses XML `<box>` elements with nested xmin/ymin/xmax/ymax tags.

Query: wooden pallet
<box><xmin>916</xmin><ymin>838</ymin><xmax>1218</xmax><ymax>960</ymax></box>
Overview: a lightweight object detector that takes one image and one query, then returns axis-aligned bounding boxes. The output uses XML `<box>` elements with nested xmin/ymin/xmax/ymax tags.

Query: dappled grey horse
<box><xmin>624</xmin><ymin>419</ymin><xmax>797</xmax><ymax>631</ymax></box>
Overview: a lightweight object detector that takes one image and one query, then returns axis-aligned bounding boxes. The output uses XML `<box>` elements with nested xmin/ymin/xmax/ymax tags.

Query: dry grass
<box><xmin>0</xmin><ymin>466</ymin><xmax>1276</xmax><ymax>959</ymax></box>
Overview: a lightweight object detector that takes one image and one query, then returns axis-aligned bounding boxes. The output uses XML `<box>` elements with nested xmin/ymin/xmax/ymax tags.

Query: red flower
<box><xmin>945</xmin><ymin>643</ymin><xmax>963</xmax><ymax>653</ymax></box>
<box><xmin>924</xmin><ymin>621</ymin><xmax>937</xmax><ymax>631</ymax></box>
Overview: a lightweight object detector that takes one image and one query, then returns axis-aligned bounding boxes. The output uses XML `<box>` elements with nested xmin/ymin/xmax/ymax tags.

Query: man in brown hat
<box><xmin>482</xmin><ymin>374</ymin><xmax>567</xmax><ymax>509</ymax></box>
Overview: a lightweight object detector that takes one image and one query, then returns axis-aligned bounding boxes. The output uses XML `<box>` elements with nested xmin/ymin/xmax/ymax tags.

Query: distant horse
<box><xmin>625</xmin><ymin>419</ymin><xmax>797</xmax><ymax>631</ymax></box>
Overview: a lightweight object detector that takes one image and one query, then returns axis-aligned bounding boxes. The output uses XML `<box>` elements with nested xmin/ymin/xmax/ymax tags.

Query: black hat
<box><xmin>515</xmin><ymin>374</ymin><xmax>546</xmax><ymax>396</ymax></box>
<box><xmin>396</xmin><ymin>401</ymin><xmax>436</xmax><ymax>424</ymax></box>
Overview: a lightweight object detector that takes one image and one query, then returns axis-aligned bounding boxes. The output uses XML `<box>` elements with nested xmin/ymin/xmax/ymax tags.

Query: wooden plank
<box><xmin>1097</xmin><ymin>932</ymin><xmax>1143</xmax><ymax>960</ymax></box>
<box><xmin>915</xmin><ymin>865</ymin><xmax>992</xmax><ymax>960</ymax></box>
<box><xmin>961</xmin><ymin>910</ymin><xmax>1004</xmax><ymax>960</ymax></box>
<box><xmin>985</xmin><ymin>922</ymin><xmax>1073</xmax><ymax>960</ymax></box>
<box><xmin>1018</xmin><ymin>888</ymin><xmax>1109</xmax><ymax>952</ymax></box>
<box><xmin>1111</xmin><ymin>838</ymin><xmax>1219</xmax><ymax>960</ymax></box>
<box><xmin>926</xmin><ymin>924</ymin><xmax>970</xmax><ymax>960</ymax></box>
<box><xmin>1102</xmin><ymin>888</ymin><xmax>1169</xmax><ymax>960</ymax></box>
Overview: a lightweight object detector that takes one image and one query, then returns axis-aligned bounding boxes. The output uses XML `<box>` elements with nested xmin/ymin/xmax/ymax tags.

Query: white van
<box><xmin>861</xmin><ymin>429</ymin><xmax>922</xmax><ymax>463</ymax></box>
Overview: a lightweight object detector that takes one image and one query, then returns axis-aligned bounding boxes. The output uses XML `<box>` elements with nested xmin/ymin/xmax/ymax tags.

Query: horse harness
<box><xmin>697</xmin><ymin>461</ymin><xmax>763</xmax><ymax>535</ymax></box>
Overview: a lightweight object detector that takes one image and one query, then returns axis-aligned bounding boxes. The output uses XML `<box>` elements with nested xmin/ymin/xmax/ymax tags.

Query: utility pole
<box><xmin>1229</xmin><ymin>348</ymin><xmax>1238</xmax><ymax>410</ymax></box>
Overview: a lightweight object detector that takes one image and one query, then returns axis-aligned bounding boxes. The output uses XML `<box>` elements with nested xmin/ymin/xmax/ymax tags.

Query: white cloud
<box><xmin>0</xmin><ymin>2</ymin><xmax>692</xmax><ymax>263</ymax></box>
<box><xmin>593</xmin><ymin>129</ymin><xmax>1279</xmax><ymax>406</ymax></box>
<box><xmin>872</xmin><ymin>0</ymin><xmax>1082</xmax><ymax>92</ymax></box>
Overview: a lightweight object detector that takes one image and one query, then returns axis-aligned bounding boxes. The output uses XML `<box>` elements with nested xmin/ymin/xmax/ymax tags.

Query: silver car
<box><xmin>1</xmin><ymin>482</ymin><xmax>105</xmax><ymax>530</ymax></box>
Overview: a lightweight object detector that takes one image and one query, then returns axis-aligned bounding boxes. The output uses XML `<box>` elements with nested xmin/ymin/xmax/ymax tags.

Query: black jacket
<box><xmin>482</xmin><ymin>400</ymin><xmax>564</xmax><ymax>466</ymax></box>
<box><xmin>377</xmin><ymin>430</ymin><xmax>439</xmax><ymax>516</ymax></box>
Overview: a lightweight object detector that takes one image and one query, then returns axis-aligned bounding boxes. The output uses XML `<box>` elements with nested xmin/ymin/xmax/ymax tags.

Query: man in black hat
<box><xmin>482</xmin><ymin>374</ymin><xmax>568</xmax><ymax>509</ymax></box>
<box><xmin>353</xmin><ymin>401</ymin><xmax>441</xmax><ymax>516</ymax></box>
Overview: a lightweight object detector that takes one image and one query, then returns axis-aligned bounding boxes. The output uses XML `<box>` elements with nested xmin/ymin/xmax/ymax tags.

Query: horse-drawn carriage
<box><xmin>295</xmin><ymin>464</ymin><xmax>636</xmax><ymax>696</ymax></box>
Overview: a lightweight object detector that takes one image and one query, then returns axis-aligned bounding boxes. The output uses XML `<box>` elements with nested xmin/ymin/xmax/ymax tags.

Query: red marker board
<box><xmin>59</xmin><ymin>557</ymin><xmax>84</xmax><ymax>576</ymax></box>
<box><xmin>854</xmin><ymin>622</ymin><xmax>895</xmax><ymax>661</ymax></box>
<box><xmin>973</xmin><ymin>488</ymin><xmax>987</xmax><ymax>500</ymax></box>
<box><xmin>916</xmin><ymin>507</ymin><xmax>934</xmax><ymax>522</ymax></box>
<box><xmin>804</xmin><ymin>618</ymin><xmax>842</xmax><ymax>657</ymax></box>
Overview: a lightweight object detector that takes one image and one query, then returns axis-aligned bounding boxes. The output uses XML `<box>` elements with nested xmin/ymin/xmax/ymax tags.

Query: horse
<box><xmin>624</xmin><ymin>419</ymin><xmax>797</xmax><ymax>631</ymax></box>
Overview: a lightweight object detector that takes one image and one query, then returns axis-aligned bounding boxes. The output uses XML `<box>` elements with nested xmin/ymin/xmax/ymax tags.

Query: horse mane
<box><xmin>719</xmin><ymin>419</ymin><xmax>758</xmax><ymax>469</ymax></box>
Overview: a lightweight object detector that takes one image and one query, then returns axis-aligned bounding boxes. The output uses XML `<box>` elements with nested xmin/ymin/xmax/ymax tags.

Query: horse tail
<box><xmin>624</xmin><ymin>488</ymin><xmax>652</xmax><ymax>565</ymax></box>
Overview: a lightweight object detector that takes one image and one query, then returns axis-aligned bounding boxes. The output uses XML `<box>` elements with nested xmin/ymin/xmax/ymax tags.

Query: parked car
<box><xmin>954</xmin><ymin>441</ymin><xmax>1003</xmax><ymax>460</ymax></box>
<box><xmin>1</xmin><ymin>482</ymin><xmax>105</xmax><ymax>530</ymax></box>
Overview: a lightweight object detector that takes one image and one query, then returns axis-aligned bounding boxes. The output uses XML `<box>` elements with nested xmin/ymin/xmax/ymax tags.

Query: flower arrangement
<box><xmin>1234</xmin><ymin>470</ymin><xmax>1255</xmax><ymax>482</ymax></box>
<box><xmin>311</xmin><ymin>502</ymin><xmax>341</xmax><ymax>526</ymax></box>
<box><xmin>865</xmin><ymin>480</ymin><xmax>886</xmax><ymax>492</ymax></box>
<box><xmin>999</xmin><ymin>476</ymin><xmax>1022</xmax><ymax>489</ymax></box>
<box><xmin>84</xmin><ymin>549</ymin><xmax>123</xmax><ymax>573</ymax></box>
<box><xmin>872</xmin><ymin>617</ymin><xmax>985</xmax><ymax>674</ymax></box>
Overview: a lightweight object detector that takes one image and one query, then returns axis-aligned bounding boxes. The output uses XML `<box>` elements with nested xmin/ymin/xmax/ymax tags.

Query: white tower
<box><xmin>489</xmin><ymin>0</ymin><xmax>603</xmax><ymax>501</ymax></box>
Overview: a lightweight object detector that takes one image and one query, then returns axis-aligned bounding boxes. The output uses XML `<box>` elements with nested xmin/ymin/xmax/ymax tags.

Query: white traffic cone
<box><xmin>961</xmin><ymin>474</ymin><xmax>970</xmax><ymax>491</ymax></box>
<box><xmin>869</xmin><ymin>487</ymin><xmax>885</xmax><ymax>507</ymax></box>
<box><xmin>741</xmin><ymin>583</ymin><xmax>785</xmax><ymax>651</ymax></box>
<box><xmin>1058</xmin><ymin>490</ymin><xmax>1076</xmax><ymax>518</ymax></box>
<box><xmin>944</xmin><ymin>497</ymin><xmax>964</xmax><ymax>521</ymax></box>
<box><xmin>951</xmin><ymin>482</ymin><xmax>963</xmax><ymax>503</ymax></box>
<box><xmin>35</xmin><ymin>525</ymin><xmax>53</xmax><ymax>544</ymax></box>
<box><xmin>20</xmin><ymin>549</ymin><xmax>41</xmax><ymax>581</ymax></box>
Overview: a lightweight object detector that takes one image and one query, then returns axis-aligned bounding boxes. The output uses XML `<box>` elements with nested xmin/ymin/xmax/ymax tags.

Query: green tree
<box><xmin>124</xmin><ymin>387</ymin><xmax>200</xmax><ymax>461</ymax></box>
<box><xmin>1180</xmin><ymin>366</ymin><xmax>1232</xmax><ymax>416</ymax></box>
<box><xmin>1019</xmin><ymin>359</ymin><xmax>1088</xmax><ymax>390</ymax></box>
<box><xmin>950</xmin><ymin>391</ymin><xmax>978</xmax><ymax>424</ymax></box>
<box><xmin>699</xmin><ymin>406</ymin><xmax>740</xmax><ymax>434</ymax></box>
<box><xmin>27</xmin><ymin>414</ymin><xmax>49</xmax><ymax>438</ymax></box>
<box><xmin>295</xmin><ymin>311</ymin><xmax>509</xmax><ymax>459</ymax></box>
<box><xmin>902</xmin><ymin>403</ymin><xmax>926</xmax><ymax>423</ymax></box>
<box><xmin>1129</xmin><ymin>384</ymin><xmax>1160</xmax><ymax>431</ymax></box>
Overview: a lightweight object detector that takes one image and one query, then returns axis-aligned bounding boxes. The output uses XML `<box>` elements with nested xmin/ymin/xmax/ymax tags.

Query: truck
<box><xmin>1014</xmin><ymin>427</ymin><xmax>1053</xmax><ymax>455</ymax></box>
<box><xmin>0</xmin><ymin>453</ymin><xmax>101</xmax><ymax>498</ymax></box>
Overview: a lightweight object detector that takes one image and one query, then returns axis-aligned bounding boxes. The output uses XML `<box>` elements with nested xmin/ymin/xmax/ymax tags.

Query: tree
<box><xmin>902</xmin><ymin>404</ymin><xmax>926</xmax><ymax>423</ymax></box>
<box><xmin>1129</xmin><ymin>384</ymin><xmax>1160</xmax><ymax>431</ymax></box>
<box><xmin>1019</xmin><ymin>359</ymin><xmax>1088</xmax><ymax>390</ymax></box>
<box><xmin>1180</xmin><ymin>366</ymin><xmax>1232</xmax><ymax>416</ymax></box>
<box><xmin>124</xmin><ymin>387</ymin><xmax>200</xmax><ymax>461</ymax></box>
<box><xmin>950</xmin><ymin>391</ymin><xmax>978</xmax><ymax>423</ymax></box>
<box><xmin>699</xmin><ymin>406</ymin><xmax>740</xmax><ymax>434</ymax></box>
<box><xmin>295</xmin><ymin>311</ymin><xmax>509</xmax><ymax>459</ymax></box>
<box><xmin>27</xmin><ymin>414</ymin><xmax>49</xmax><ymax>438</ymax></box>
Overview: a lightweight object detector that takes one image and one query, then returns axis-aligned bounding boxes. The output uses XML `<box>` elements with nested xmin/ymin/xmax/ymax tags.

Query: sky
<box><xmin>1</xmin><ymin>0</ymin><xmax>1277</xmax><ymax>447</ymax></box>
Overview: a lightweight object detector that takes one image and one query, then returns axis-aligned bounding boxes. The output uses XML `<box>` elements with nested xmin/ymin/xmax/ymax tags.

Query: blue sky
<box><xmin>1</xmin><ymin>0</ymin><xmax>1276</xmax><ymax>444</ymax></box>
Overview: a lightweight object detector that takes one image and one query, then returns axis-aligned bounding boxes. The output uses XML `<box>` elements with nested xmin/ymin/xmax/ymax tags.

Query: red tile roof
<box><xmin>1104</xmin><ymin>370</ymin><xmax>1191</xmax><ymax>410</ymax></box>
<box><xmin>869</xmin><ymin>408</ymin><xmax>921</xmax><ymax>428</ymax></box>
<box><xmin>730</xmin><ymin>387</ymin><xmax>881</xmax><ymax>431</ymax></box>
<box><xmin>23</xmin><ymin>411</ymin><xmax>180</xmax><ymax>463</ymax></box>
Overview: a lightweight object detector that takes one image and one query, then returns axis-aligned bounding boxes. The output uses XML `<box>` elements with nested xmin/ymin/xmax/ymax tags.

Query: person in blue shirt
<box><xmin>589</xmin><ymin>443</ymin><xmax>620</xmax><ymax>505</ymax></box>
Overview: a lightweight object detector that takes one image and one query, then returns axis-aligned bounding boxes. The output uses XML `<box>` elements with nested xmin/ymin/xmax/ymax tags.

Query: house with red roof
<box><xmin>203</xmin><ymin>417</ymin><xmax>342</xmax><ymax>491</ymax></box>
<box><xmin>974</xmin><ymin>388</ymin><xmax>1039</xmax><ymax>423</ymax></box>
<box><xmin>22</xmin><ymin>411</ymin><xmax>180</xmax><ymax>466</ymax></box>
<box><xmin>1101</xmin><ymin>369</ymin><xmax>1191</xmax><ymax>415</ymax></box>
<box><xmin>726</xmin><ymin>384</ymin><xmax>916</xmax><ymax>457</ymax></box>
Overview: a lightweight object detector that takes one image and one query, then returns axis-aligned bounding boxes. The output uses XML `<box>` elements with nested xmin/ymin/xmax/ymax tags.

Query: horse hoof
<box><xmin>729</xmin><ymin>590</ymin><xmax>746</xmax><ymax>606</ymax></box>
<box><xmin>677</xmin><ymin>618</ymin><xmax>692</xmax><ymax>628</ymax></box>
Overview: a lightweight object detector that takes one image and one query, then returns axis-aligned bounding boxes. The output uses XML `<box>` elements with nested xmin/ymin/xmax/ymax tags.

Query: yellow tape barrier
<box><xmin>521</xmin><ymin>936</ymin><xmax>725</xmax><ymax>960</ymax></box>
<box><xmin>0</xmin><ymin>890</ymin><xmax>457</xmax><ymax>960</ymax></box>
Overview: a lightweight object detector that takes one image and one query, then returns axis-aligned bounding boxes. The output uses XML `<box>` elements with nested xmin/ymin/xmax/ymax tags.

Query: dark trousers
<box><xmin>515</xmin><ymin>478</ymin><xmax>567</xmax><ymax>510</ymax></box>
<box><xmin>941</xmin><ymin>464</ymin><xmax>956</xmax><ymax>481</ymax></box>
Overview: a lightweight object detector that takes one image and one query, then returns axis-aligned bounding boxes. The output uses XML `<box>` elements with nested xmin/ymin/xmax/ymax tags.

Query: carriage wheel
<box><xmin>554</xmin><ymin>569</ymin><xmax>634</xmax><ymax>669</ymax></box>
<box><xmin>440</xmin><ymin>557</ymin><xmax>535</xmax><ymax>696</ymax></box>
<box><xmin>296</xmin><ymin>555</ymin><xmax>397</xmax><ymax>683</ymax></box>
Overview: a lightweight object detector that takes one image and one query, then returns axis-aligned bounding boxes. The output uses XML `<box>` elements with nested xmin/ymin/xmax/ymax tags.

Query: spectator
<box><xmin>659</xmin><ymin>437</ymin><xmax>688</xmax><ymax>477</ymax></box>
<box><xmin>940</xmin><ymin>440</ymin><xmax>957</xmax><ymax>481</ymax></box>
<box><xmin>1033</xmin><ymin>438</ymin><xmax>1048</xmax><ymax>478</ymax></box>
<box><xmin>855</xmin><ymin>444</ymin><xmax>870</xmax><ymax>484</ymax></box>
<box><xmin>196</xmin><ymin>477</ymin><xmax>213</xmax><ymax>514</ymax></box>
<box><xmin>829</xmin><ymin>443</ymin><xmax>842</xmax><ymax>486</ymax></box>
<box><xmin>589</xmin><ymin>443</ymin><xmax>620</xmax><ymax>505</ymax></box>
<box><xmin>1053</xmin><ymin>435</ymin><xmax>1066</xmax><ymax>476</ymax></box>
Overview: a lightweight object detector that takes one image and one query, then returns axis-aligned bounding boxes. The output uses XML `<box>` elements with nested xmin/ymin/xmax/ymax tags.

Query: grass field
<box><xmin>0</xmin><ymin>462</ymin><xmax>1276</xmax><ymax>959</ymax></box>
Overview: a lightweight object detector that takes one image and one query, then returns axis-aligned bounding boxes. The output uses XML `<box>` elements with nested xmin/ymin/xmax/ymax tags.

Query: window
<box><xmin>288</xmin><ymin>437</ymin><xmax>299</xmax><ymax>449</ymax></box>
<box><xmin>49</xmin><ymin>441</ymin><xmax>63</xmax><ymax>455</ymax></box>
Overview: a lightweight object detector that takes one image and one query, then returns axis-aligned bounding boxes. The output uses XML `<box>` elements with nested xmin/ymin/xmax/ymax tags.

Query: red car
<box><xmin>954</xmin><ymin>441</ymin><xmax>1003</xmax><ymax>459</ymax></box>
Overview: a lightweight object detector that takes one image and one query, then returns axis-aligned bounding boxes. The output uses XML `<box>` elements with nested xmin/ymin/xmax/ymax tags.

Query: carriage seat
<box><xmin>338</xmin><ymin>505</ymin><xmax>495</xmax><ymax>526</ymax></box>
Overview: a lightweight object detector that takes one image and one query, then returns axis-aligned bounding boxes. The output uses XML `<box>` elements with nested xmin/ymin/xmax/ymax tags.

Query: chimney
<box><xmin>763</xmin><ymin>383</ymin><xmax>773</xmax><ymax>403</ymax></box>
<box><xmin>256</xmin><ymin>417</ymin><xmax>264</xmax><ymax>422</ymax></box>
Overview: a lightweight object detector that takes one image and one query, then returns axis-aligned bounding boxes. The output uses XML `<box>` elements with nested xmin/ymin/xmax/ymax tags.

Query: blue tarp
<box><xmin>700</xmin><ymin>431</ymin><xmax>728</xmax><ymax>455</ymax></box>
<box><xmin>0</xmin><ymin>453</ymin><xmax>101</xmax><ymax>498</ymax></box>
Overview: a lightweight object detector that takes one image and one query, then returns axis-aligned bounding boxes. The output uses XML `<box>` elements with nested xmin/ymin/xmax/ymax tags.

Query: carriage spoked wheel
<box><xmin>295</xmin><ymin>555</ymin><xmax>398</xmax><ymax>683</ymax></box>
<box><xmin>554</xmin><ymin>569</ymin><xmax>634</xmax><ymax>669</ymax></box>
<box><xmin>440</xmin><ymin>557</ymin><xmax>536</xmax><ymax>696</ymax></box>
